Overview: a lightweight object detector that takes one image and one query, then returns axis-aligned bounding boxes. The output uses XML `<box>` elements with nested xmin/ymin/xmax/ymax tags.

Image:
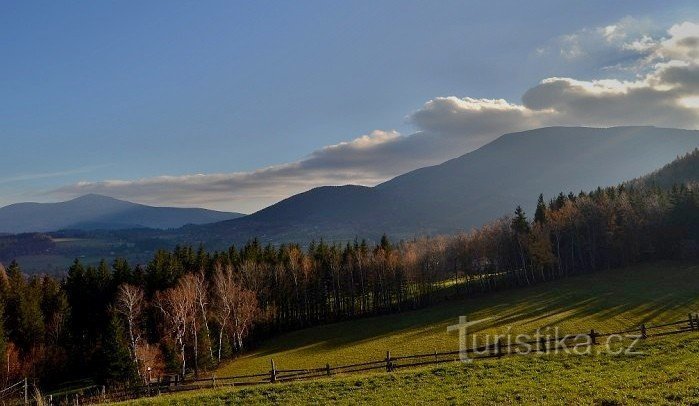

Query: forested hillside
<box><xmin>630</xmin><ymin>148</ymin><xmax>699</xmax><ymax>188</ymax></box>
<box><xmin>0</xmin><ymin>150</ymin><xmax>696</xmax><ymax>390</ymax></box>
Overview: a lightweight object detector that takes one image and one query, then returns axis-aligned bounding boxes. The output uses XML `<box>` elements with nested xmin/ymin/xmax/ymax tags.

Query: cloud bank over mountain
<box><xmin>53</xmin><ymin>20</ymin><xmax>699</xmax><ymax>212</ymax></box>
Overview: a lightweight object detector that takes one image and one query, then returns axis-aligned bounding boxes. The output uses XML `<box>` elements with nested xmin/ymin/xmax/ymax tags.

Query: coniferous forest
<box><xmin>0</xmin><ymin>154</ymin><xmax>697</xmax><ymax>389</ymax></box>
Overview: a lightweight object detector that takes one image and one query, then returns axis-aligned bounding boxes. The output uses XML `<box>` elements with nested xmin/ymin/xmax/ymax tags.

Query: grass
<box><xmin>213</xmin><ymin>262</ymin><xmax>699</xmax><ymax>376</ymax></box>
<box><xmin>122</xmin><ymin>335</ymin><xmax>699</xmax><ymax>405</ymax></box>
<box><xmin>117</xmin><ymin>261</ymin><xmax>699</xmax><ymax>405</ymax></box>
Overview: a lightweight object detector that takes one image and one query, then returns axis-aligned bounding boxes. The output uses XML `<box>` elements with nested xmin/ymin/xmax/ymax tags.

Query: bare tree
<box><xmin>212</xmin><ymin>265</ymin><xmax>234</xmax><ymax>362</ymax></box>
<box><xmin>212</xmin><ymin>265</ymin><xmax>259</xmax><ymax>357</ymax></box>
<box><xmin>193</xmin><ymin>271</ymin><xmax>214</xmax><ymax>363</ymax></box>
<box><xmin>154</xmin><ymin>276</ymin><xmax>196</xmax><ymax>377</ymax></box>
<box><xmin>231</xmin><ymin>286</ymin><xmax>258</xmax><ymax>350</ymax></box>
<box><xmin>115</xmin><ymin>283</ymin><xmax>145</xmax><ymax>377</ymax></box>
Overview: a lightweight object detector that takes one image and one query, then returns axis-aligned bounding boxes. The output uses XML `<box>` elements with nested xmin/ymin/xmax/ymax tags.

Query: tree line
<box><xmin>0</xmin><ymin>180</ymin><xmax>696</xmax><ymax>388</ymax></box>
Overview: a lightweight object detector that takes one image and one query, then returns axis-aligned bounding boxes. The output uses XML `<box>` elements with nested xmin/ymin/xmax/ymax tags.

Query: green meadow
<box><xmin>214</xmin><ymin>262</ymin><xmax>699</xmax><ymax>376</ymax></box>
<box><xmin>122</xmin><ymin>335</ymin><xmax>699</xmax><ymax>405</ymax></box>
<box><xmin>118</xmin><ymin>261</ymin><xmax>699</xmax><ymax>405</ymax></box>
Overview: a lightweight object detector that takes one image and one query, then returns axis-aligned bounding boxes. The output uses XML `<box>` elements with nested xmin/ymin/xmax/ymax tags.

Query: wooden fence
<box><xmin>16</xmin><ymin>313</ymin><xmax>699</xmax><ymax>405</ymax></box>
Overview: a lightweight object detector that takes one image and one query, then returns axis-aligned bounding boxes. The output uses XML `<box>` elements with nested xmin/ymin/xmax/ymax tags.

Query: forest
<box><xmin>0</xmin><ymin>153</ymin><xmax>697</xmax><ymax>389</ymax></box>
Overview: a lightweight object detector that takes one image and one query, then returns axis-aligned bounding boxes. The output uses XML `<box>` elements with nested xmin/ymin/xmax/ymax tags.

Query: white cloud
<box><xmin>52</xmin><ymin>130</ymin><xmax>405</xmax><ymax>212</ymax></box>
<box><xmin>656</xmin><ymin>22</ymin><xmax>699</xmax><ymax>63</ymax></box>
<box><xmin>541</xmin><ymin>16</ymin><xmax>662</xmax><ymax>72</ymax></box>
<box><xmin>425</xmin><ymin>21</ymin><xmax>699</xmax><ymax>133</ymax></box>
<box><xmin>623</xmin><ymin>35</ymin><xmax>656</xmax><ymax>53</ymax></box>
<box><xmin>601</xmin><ymin>25</ymin><xmax>624</xmax><ymax>43</ymax></box>
<box><xmin>408</xmin><ymin>97</ymin><xmax>541</xmax><ymax>137</ymax></box>
<box><xmin>52</xmin><ymin>20</ymin><xmax>699</xmax><ymax>213</ymax></box>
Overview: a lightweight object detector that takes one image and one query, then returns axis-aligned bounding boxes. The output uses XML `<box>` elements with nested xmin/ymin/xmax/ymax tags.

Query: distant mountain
<box><xmin>629</xmin><ymin>148</ymin><xmax>699</xmax><ymax>189</ymax></box>
<box><xmin>185</xmin><ymin>126</ymin><xmax>699</xmax><ymax>245</ymax></box>
<box><xmin>0</xmin><ymin>194</ymin><xmax>244</xmax><ymax>233</ymax></box>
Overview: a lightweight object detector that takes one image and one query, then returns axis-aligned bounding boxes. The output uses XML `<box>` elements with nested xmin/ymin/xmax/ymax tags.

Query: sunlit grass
<box><xmin>114</xmin><ymin>261</ymin><xmax>699</xmax><ymax>405</ymax></box>
<box><xmin>122</xmin><ymin>334</ymin><xmax>699</xmax><ymax>405</ymax></box>
<box><xmin>213</xmin><ymin>262</ymin><xmax>699</xmax><ymax>376</ymax></box>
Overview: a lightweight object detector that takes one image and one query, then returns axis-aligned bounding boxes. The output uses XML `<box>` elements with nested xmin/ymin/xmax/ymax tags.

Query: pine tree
<box><xmin>380</xmin><ymin>234</ymin><xmax>392</xmax><ymax>252</ymax></box>
<box><xmin>511</xmin><ymin>206</ymin><xmax>530</xmax><ymax>234</ymax></box>
<box><xmin>5</xmin><ymin>261</ymin><xmax>25</xmax><ymax>348</ymax></box>
<box><xmin>534</xmin><ymin>193</ymin><xmax>547</xmax><ymax>225</ymax></box>
<box><xmin>17</xmin><ymin>277</ymin><xmax>45</xmax><ymax>352</ymax></box>
<box><xmin>0</xmin><ymin>299</ymin><xmax>7</xmax><ymax>381</ymax></box>
<box><xmin>112</xmin><ymin>258</ymin><xmax>133</xmax><ymax>287</ymax></box>
<box><xmin>554</xmin><ymin>192</ymin><xmax>567</xmax><ymax>210</ymax></box>
<box><xmin>94</xmin><ymin>314</ymin><xmax>138</xmax><ymax>385</ymax></box>
<box><xmin>511</xmin><ymin>206</ymin><xmax>531</xmax><ymax>283</ymax></box>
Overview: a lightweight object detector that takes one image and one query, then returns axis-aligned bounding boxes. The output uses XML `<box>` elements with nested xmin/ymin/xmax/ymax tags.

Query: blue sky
<box><xmin>2</xmin><ymin>1</ymin><xmax>699</xmax><ymax>212</ymax></box>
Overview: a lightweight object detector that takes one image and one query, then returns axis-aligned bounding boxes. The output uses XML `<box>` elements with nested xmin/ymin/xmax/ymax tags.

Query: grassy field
<box><xmin>213</xmin><ymin>262</ymin><xmax>699</xmax><ymax>376</ymax></box>
<box><xmin>117</xmin><ymin>261</ymin><xmax>699</xmax><ymax>405</ymax></box>
<box><xmin>123</xmin><ymin>334</ymin><xmax>699</xmax><ymax>405</ymax></box>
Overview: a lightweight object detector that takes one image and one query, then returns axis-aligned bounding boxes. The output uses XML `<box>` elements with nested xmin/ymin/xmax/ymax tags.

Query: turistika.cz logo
<box><xmin>447</xmin><ymin>316</ymin><xmax>643</xmax><ymax>363</ymax></box>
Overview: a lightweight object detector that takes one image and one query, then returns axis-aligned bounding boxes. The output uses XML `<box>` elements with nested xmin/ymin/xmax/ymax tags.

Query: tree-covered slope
<box><xmin>630</xmin><ymin>147</ymin><xmax>699</xmax><ymax>189</ymax></box>
<box><xmin>188</xmin><ymin>126</ymin><xmax>699</xmax><ymax>245</ymax></box>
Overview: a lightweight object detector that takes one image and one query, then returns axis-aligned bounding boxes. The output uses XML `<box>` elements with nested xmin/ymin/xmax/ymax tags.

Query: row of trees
<box><xmin>0</xmin><ymin>182</ymin><xmax>696</xmax><ymax>388</ymax></box>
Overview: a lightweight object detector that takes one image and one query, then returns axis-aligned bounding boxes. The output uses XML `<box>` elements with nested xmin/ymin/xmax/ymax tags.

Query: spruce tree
<box><xmin>380</xmin><ymin>234</ymin><xmax>392</xmax><ymax>251</ymax></box>
<box><xmin>0</xmin><ymin>299</ymin><xmax>6</xmax><ymax>379</ymax></box>
<box><xmin>534</xmin><ymin>193</ymin><xmax>547</xmax><ymax>225</ymax></box>
<box><xmin>112</xmin><ymin>258</ymin><xmax>133</xmax><ymax>287</ymax></box>
<box><xmin>95</xmin><ymin>314</ymin><xmax>138</xmax><ymax>385</ymax></box>
<box><xmin>17</xmin><ymin>278</ymin><xmax>45</xmax><ymax>352</ymax></box>
<box><xmin>511</xmin><ymin>206</ymin><xmax>530</xmax><ymax>234</ymax></box>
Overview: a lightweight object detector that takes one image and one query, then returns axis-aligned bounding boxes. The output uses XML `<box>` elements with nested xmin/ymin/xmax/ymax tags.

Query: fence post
<box><xmin>434</xmin><ymin>348</ymin><xmax>438</xmax><ymax>361</ymax></box>
<box><xmin>212</xmin><ymin>374</ymin><xmax>216</xmax><ymax>388</ymax></box>
<box><xmin>496</xmin><ymin>338</ymin><xmax>503</xmax><ymax>358</ymax></box>
<box><xmin>640</xmin><ymin>324</ymin><xmax>647</xmax><ymax>339</ymax></box>
<box><xmin>689</xmin><ymin>313</ymin><xmax>695</xmax><ymax>331</ymax></box>
<box><xmin>589</xmin><ymin>329</ymin><xmax>597</xmax><ymax>345</ymax></box>
<box><xmin>385</xmin><ymin>351</ymin><xmax>392</xmax><ymax>372</ymax></box>
<box><xmin>270</xmin><ymin>359</ymin><xmax>277</xmax><ymax>383</ymax></box>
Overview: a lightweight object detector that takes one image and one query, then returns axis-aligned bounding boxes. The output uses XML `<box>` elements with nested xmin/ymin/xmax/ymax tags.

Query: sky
<box><xmin>2</xmin><ymin>1</ymin><xmax>699</xmax><ymax>213</ymax></box>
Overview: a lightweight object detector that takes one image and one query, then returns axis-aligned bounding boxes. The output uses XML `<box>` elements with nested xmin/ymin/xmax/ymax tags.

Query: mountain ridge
<box><xmin>0</xmin><ymin>194</ymin><xmax>244</xmax><ymax>233</ymax></box>
<box><xmin>183</xmin><ymin>126</ymin><xmax>699</xmax><ymax>246</ymax></box>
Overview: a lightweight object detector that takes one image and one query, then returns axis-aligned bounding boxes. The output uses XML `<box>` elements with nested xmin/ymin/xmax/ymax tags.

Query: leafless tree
<box><xmin>193</xmin><ymin>271</ymin><xmax>214</xmax><ymax>362</ymax></box>
<box><xmin>154</xmin><ymin>276</ymin><xmax>196</xmax><ymax>377</ymax></box>
<box><xmin>115</xmin><ymin>283</ymin><xmax>145</xmax><ymax>377</ymax></box>
<box><xmin>212</xmin><ymin>265</ymin><xmax>234</xmax><ymax>362</ymax></box>
<box><xmin>212</xmin><ymin>265</ymin><xmax>259</xmax><ymax>356</ymax></box>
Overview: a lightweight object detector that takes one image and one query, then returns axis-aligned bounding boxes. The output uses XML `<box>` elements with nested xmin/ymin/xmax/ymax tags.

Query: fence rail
<box><xmin>6</xmin><ymin>313</ymin><xmax>698</xmax><ymax>405</ymax></box>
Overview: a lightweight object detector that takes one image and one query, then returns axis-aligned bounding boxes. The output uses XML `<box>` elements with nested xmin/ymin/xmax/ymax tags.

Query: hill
<box><xmin>0</xmin><ymin>194</ymin><xmax>244</xmax><ymax>233</ymax></box>
<box><xmin>124</xmin><ymin>261</ymin><xmax>699</xmax><ymax>405</ymax></box>
<box><xmin>126</xmin><ymin>336</ymin><xmax>699</xmax><ymax>405</ymax></box>
<box><xmin>186</xmin><ymin>126</ymin><xmax>699</xmax><ymax>245</ymax></box>
<box><xmin>630</xmin><ymin>147</ymin><xmax>699</xmax><ymax>188</ymax></box>
<box><xmin>214</xmin><ymin>261</ymin><xmax>699</xmax><ymax>376</ymax></box>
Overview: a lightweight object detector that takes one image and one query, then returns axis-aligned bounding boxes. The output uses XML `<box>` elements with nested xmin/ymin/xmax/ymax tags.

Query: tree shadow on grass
<box><xmin>230</xmin><ymin>262</ymin><xmax>699</xmax><ymax>367</ymax></box>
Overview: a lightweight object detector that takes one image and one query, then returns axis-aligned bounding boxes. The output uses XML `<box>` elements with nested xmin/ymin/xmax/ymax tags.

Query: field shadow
<box><xmin>234</xmin><ymin>262</ymin><xmax>699</xmax><ymax>364</ymax></box>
